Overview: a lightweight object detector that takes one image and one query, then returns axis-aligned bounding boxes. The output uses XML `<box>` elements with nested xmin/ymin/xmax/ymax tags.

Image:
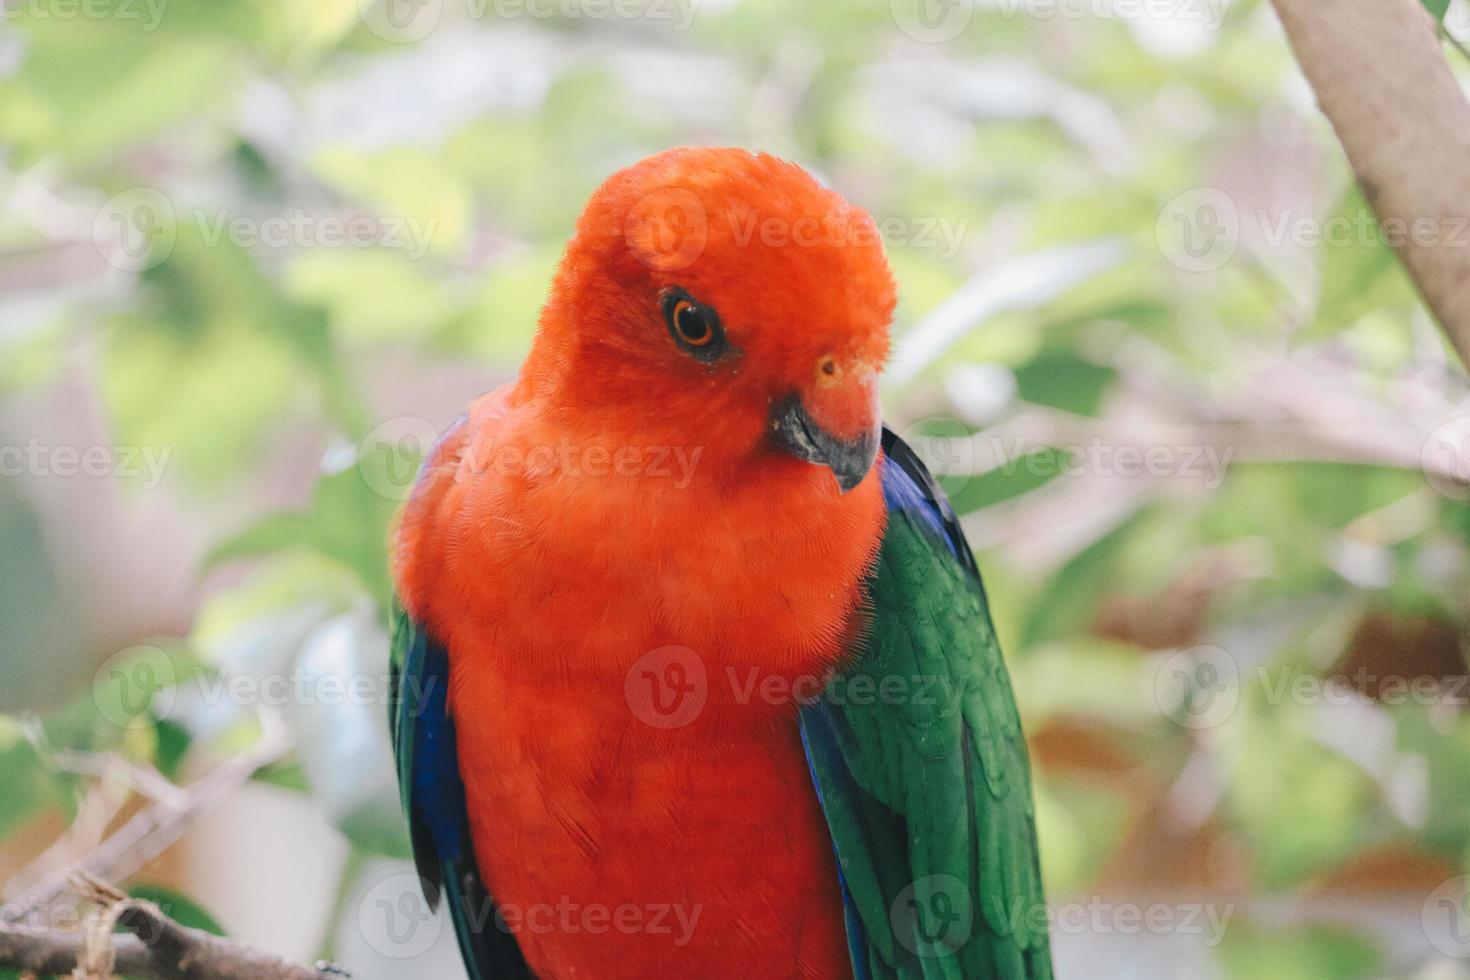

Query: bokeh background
<box><xmin>3</xmin><ymin>0</ymin><xmax>1470</xmax><ymax>976</ymax></box>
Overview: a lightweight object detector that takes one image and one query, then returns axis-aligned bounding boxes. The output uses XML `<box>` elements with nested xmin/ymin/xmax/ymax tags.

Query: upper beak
<box><xmin>769</xmin><ymin>395</ymin><xmax>880</xmax><ymax>493</ymax></box>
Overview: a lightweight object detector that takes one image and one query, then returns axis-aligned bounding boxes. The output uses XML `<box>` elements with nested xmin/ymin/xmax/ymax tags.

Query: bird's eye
<box><xmin>661</xmin><ymin>288</ymin><xmax>727</xmax><ymax>362</ymax></box>
<box><xmin>673</xmin><ymin>301</ymin><xmax>712</xmax><ymax>346</ymax></box>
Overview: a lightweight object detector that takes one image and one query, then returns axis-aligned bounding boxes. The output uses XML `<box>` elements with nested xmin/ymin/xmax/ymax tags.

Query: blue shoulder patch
<box><xmin>880</xmin><ymin>451</ymin><xmax>958</xmax><ymax>562</ymax></box>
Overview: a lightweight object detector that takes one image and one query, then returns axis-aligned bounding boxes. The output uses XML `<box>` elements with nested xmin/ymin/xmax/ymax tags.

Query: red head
<box><xmin>521</xmin><ymin>147</ymin><xmax>896</xmax><ymax>493</ymax></box>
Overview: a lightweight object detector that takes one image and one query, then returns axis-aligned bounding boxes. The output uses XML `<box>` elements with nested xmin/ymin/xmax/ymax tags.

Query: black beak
<box><xmin>769</xmin><ymin>396</ymin><xmax>879</xmax><ymax>493</ymax></box>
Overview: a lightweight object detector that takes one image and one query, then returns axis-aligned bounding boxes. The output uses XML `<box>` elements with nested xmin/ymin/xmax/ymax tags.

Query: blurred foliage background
<box><xmin>2</xmin><ymin>0</ymin><xmax>1470</xmax><ymax>976</ymax></box>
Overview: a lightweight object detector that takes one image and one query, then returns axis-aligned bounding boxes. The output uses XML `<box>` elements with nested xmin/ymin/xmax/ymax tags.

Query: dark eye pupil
<box><xmin>677</xmin><ymin>306</ymin><xmax>710</xmax><ymax>343</ymax></box>
<box><xmin>663</xmin><ymin>290</ymin><xmax>724</xmax><ymax>361</ymax></box>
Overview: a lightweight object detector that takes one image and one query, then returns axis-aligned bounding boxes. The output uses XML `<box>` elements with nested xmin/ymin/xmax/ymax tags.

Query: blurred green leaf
<box><xmin>0</xmin><ymin>484</ymin><xmax>73</xmax><ymax>711</ymax></box>
<box><xmin>1307</xmin><ymin>188</ymin><xmax>1418</xmax><ymax>339</ymax></box>
<box><xmin>152</xmin><ymin>718</ymin><xmax>193</xmax><ymax>782</ymax></box>
<box><xmin>0</xmin><ymin>36</ymin><xmax>235</xmax><ymax>163</ymax></box>
<box><xmin>1225</xmin><ymin>698</ymin><xmax>1376</xmax><ymax>887</ymax></box>
<box><xmin>204</xmin><ymin>513</ymin><xmax>316</xmax><ymax>571</ymax></box>
<box><xmin>0</xmin><ymin>721</ymin><xmax>63</xmax><ymax>842</ymax></box>
<box><xmin>1013</xmin><ymin>352</ymin><xmax>1117</xmax><ymax>417</ymax></box>
<box><xmin>1020</xmin><ymin>508</ymin><xmax>1152</xmax><ymax>650</ymax></box>
<box><xmin>129</xmin><ymin>885</ymin><xmax>227</xmax><ymax>936</ymax></box>
<box><xmin>310</xmin><ymin>147</ymin><xmax>472</xmax><ymax>256</ymax></box>
<box><xmin>1397</xmin><ymin>708</ymin><xmax>1470</xmax><ymax>855</ymax></box>
<box><xmin>947</xmin><ymin>447</ymin><xmax>1067</xmax><ymax>514</ymax></box>
<box><xmin>211</xmin><ymin>448</ymin><xmax>415</xmax><ymax>613</ymax></box>
<box><xmin>1422</xmin><ymin>0</ymin><xmax>1452</xmax><ymax>22</ymax></box>
<box><xmin>1220</xmin><ymin>923</ymin><xmax>1379</xmax><ymax>980</ymax></box>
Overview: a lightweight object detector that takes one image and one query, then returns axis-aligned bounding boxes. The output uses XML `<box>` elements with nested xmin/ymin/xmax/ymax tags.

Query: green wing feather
<box><xmin>801</xmin><ymin>431</ymin><xmax>1053</xmax><ymax>980</ymax></box>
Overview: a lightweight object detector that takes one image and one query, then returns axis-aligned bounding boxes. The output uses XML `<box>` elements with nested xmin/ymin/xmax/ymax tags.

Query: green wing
<box><xmin>800</xmin><ymin>430</ymin><xmax>1053</xmax><ymax>980</ymax></box>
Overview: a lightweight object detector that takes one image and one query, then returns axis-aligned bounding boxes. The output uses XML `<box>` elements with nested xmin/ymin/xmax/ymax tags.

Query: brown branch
<box><xmin>1270</xmin><ymin>0</ymin><xmax>1470</xmax><ymax>368</ymax></box>
<box><xmin>0</xmin><ymin>875</ymin><xmax>342</xmax><ymax>975</ymax></box>
<box><xmin>0</xmin><ymin>924</ymin><xmax>163</xmax><ymax>978</ymax></box>
<box><xmin>0</xmin><ymin>874</ymin><xmax>344</xmax><ymax>980</ymax></box>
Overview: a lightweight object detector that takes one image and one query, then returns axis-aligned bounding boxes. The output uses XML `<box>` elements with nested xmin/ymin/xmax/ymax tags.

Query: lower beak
<box><xmin>769</xmin><ymin>395</ymin><xmax>880</xmax><ymax>493</ymax></box>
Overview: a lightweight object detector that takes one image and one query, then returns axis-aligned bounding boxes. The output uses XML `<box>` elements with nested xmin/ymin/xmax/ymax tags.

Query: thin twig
<box><xmin>5</xmin><ymin>715</ymin><xmax>292</xmax><ymax>922</ymax></box>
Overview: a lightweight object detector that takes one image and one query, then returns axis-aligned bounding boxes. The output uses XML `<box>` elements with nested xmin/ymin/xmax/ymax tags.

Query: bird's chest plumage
<box><xmin>430</xmin><ymin>463</ymin><xmax>884</xmax><ymax>980</ymax></box>
<box><xmin>451</xmin><ymin>659</ymin><xmax>850</xmax><ymax>979</ymax></box>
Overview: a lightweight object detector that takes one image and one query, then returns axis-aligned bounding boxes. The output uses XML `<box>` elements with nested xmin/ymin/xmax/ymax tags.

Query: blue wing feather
<box><xmin>390</xmin><ymin>604</ymin><xmax>530</xmax><ymax>980</ymax></box>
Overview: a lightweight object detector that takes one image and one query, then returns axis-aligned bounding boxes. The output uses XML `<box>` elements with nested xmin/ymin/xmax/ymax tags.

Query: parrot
<box><xmin>388</xmin><ymin>147</ymin><xmax>1052</xmax><ymax>980</ymax></box>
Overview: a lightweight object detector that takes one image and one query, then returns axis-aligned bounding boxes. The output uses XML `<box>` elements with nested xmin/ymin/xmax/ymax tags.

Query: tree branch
<box><xmin>0</xmin><ymin>874</ymin><xmax>345</xmax><ymax>980</ymax></box>
<box><xmin>1270</xmin><ymin>0</ymin><xmax>1470</xmax><ymax>367</ymax></box>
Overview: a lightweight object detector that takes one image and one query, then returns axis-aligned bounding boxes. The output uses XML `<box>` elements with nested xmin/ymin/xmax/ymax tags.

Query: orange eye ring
<box><xmin>662</xmin><ymin>287</ymin><xmax>727</xmax><ymax>362</ymax></box>
<box><xmin>672</xmin><ymin>300</ymin><xmax>714</xmax><ymax>346</ymax></box>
